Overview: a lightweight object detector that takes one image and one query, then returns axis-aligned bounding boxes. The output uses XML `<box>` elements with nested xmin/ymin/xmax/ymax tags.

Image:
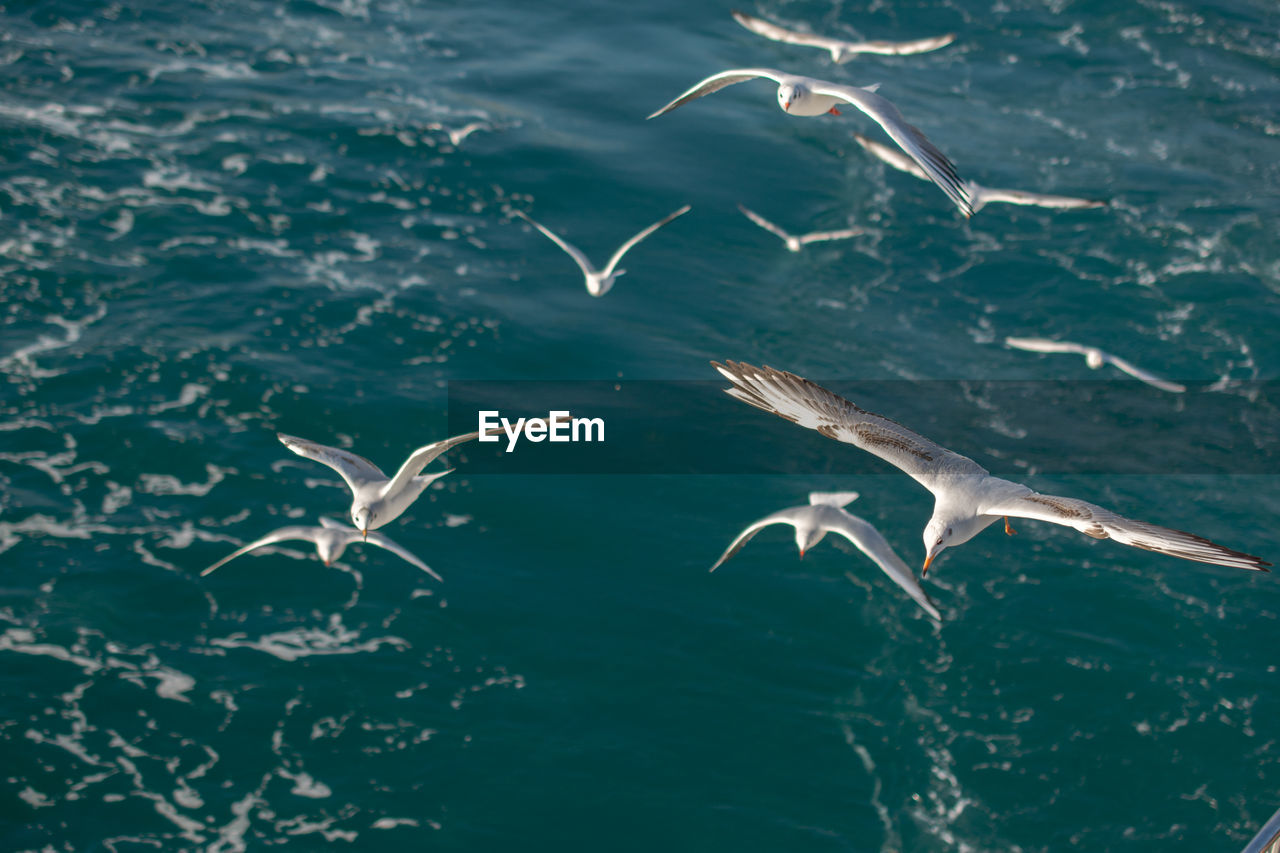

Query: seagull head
<box><xmin>922</xmin><ymin>518</ymin><xmax>955</xmax><ymax>575</ymax></box>
<box><xmin>793</xmin><ymin>523</ymin><xmax>827</xmax><ymax>559</ymax></box>
<box><xmin>586</xmin><ymin>273</ymin><xmax>616</xmax><ymax>298</ymax></box>
<box><xmin>1084</xmin><ymin>350</ymin><xmax>1105</xmax><ymax>369</ymax></box>
<box><xmin>352</xmin><ymin>506</ymin><xmax>373</xmax><ymax>539</ymax></box>
<box><xmin>316</xmin><ymin>535</ymin><xmax>348</xmax><ymax>567</ymax></box>
<box><xmin>777</xmin><ymin>82</ymin><xmax>807</xmax><ymax>113</ymax></box>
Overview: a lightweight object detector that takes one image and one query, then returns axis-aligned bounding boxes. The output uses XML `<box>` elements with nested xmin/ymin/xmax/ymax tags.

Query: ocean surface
<box><xmin>3</xmin><ymin>0</ymin><xmax>1279</xmax><ymax>849</ymax></box>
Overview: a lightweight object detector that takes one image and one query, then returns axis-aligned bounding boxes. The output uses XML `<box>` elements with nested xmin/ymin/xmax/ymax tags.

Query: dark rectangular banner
<box><xmin>444</xmin><ymin>379</ymin><xmax>1279</xmax><ymax>475</ymax></box>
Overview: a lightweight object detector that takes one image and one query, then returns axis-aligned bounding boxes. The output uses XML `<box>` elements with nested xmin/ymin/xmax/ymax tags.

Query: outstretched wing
<box><xmin>797</xmin><ymin>226</ymin><xmax>866</xmax><ymax>245</ymax></box>
<box><xmin>709</xmin><ymin>509</ymin><xmax>802</xmax><ymax>571</ymax></box>
<box><xmin>813</xmin><ymin>84</ymin><xmax>972</xmax><ymax>216</ymax></box>
<box><xmin>731</xmin><ymin>10</ymin><xmax>845</xmax><ymax>52</ymax></box>
<box><xmin>201</xmin><ymin>526</ymin><xmax>319</xmax><ymax>576</ymax></box>
<box><xmin>851</xmin><ymin>132</ymin><xmax>931</xmax><ymax>181</ymax></box>
<box><xmin>364</xmin><ymin>530</ymin><xmax>444</xmax><ymax>582</ymax></box>
<box><xmin>826</xmin><ymin>513</ymin><xmax>943</xmax><ymax>620</ymax></box>
<box><xmin>983</xmin><ymin>492</ymin><xmax>1270</xmax><ymax>571</ymax></box>
<box><xmin>713</xmin><ymin>360</ymin><xmax>987</xmax><ymax>496</ymax></box>
<box><xmin>515</xmin><ymin>211</ymin><xmax>596</xmax><ymax>277</ymax></box>
<box><xmin>277</xmin><ymin>433</ymin><xmax>385</xmax><ymax>492</ymax></box>
<box><xmin>1003</xmin><ymin>337</ymin><xmax>1090</xmax><ymax>356</ymax></box>
<box><xmin>383</xmin><ymin>431</ymin><xmax>480</xmax><ymax>498</ymax></box>
<box><xmin>647</xmin><ymin>68</ymin><xmax>786</xmax><ymax>119</ymax></box>
<box><xmin>974</xmin><ymin>186</ymin><xmax>1108</xmax><ymax>210</ymax></box>
<box><xmin>848</xmin><ymin>34</ymin><xmax>957</xmax><ymax>57</ymax></box>
<box><xmin>602</xmin><ymin>205</ymin><xmax>691</xmax><ymax>276</ymax></box>
<box><xmin>1101</xmin><ymin>353</ymin><xmax>1187</xmax><ymax>393</ymax></box>
<box><xmin>737</xmin><ymin>204</ymin><xmax>793</xmax><ymax>243</ymax></box>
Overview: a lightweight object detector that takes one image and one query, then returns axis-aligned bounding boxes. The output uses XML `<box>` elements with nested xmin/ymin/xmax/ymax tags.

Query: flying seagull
<box><xmin>851</xmin><ymin>132</ymin><xmax>1107</xmax><ymax>212</ymax></box>
<box><xmin>711</xmin><ymin>490</ymin><xmax>943</xmax><ymax>620</ymax></box>
<box><xmin>278</xmin><ymin>430</ymin><xmax>480</xmax><ymax>537</ymax></box>
<box><xmin>201</xmin><ymin>517</ymin><xmax>442</xmax><ymax>581</ymax></box>
<box><xmin>732</xmin><ymin>10</ymin><xmax>956</xmax><ymax>63</ymax></box>
<box><xmin>515</xmin><ymin>206</ymin><xmax>691</xmax><ymax>297</ymax></box>
<box><xmin>712</xmin><ymin>360</ymin><xmax>1268</xmax><ymax>574</ymax></box>
<box><xmin>1004</xmin><ymin>337</ymin><xmax>1186</xmax><ymax>393</ymax></box>
<box><xmin>649</xmin><ymin>70</ymin><xmax>972</xmax><ymax>216</ymax></box>
<box><xmin>737</xmin><ymin>204</ymin><xmax>866</xmax><ymax>252</ymax></box>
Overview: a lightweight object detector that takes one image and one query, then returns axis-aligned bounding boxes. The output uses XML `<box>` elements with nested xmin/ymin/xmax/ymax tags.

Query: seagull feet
<box><xmin>828</xmin><ymin>107</ymin><xmax>841</xmax><ymax>116</ymax></box>
<box><xmin>1004</xmin><ymin>517</ymin><xmax>1016</xmax><ymax>536</ymax></box>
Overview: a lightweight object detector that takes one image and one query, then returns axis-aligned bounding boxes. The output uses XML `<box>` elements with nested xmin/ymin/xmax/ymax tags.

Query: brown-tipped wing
<box><xmin>384</xmin><ymin>431</ymin><xmax>481</xmax><ymax>498</ymax></box>
<box><xmin>201</xmin><ymin>527</ymin><xmax>319</xmax><ymax>576</ymax></box>
<box><xmin>712</xmin><ymin>360</ymin><xmax>987</xmax><ymax>495</ymax></box>
<box><xmin>983</xmin><ymin>492</ymin><xmax>1270</xmax><ymax>571</ymax></box>
<box><xmin>277</xmin><ymin>433</ymin><xmax>385</xmax><ymax>492</ymax></box>
<box><xmin>709</xmin><ymin>509</ymin><xmax>802</xmax><ymax>571</ymax></box>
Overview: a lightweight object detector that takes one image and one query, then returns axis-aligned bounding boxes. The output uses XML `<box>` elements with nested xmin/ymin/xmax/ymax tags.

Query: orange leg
<box><xmin>1004</xmin><ymin>517</ymin><xmax>1017</xmax><ymax>536</ymax></box>
<box><xmin>828</xmin><ymin>106</ymin><xmax>841</xmax><ymax>116</ymax></box>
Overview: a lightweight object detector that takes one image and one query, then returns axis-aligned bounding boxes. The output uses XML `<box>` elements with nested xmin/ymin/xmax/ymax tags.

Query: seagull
<box><xmin>737</xmin><ymin>204</ymin><xmax>866</xmax><ymax>252</ymax></box>
<box><xmin>514</xmin><ymin>206</ymin><xmax>691</xmax><ymax>297</ymax></box>
<box><xmin>851</xmin><ymin>132</ymin><xmax>1107</xmax><ymax>213</ymax></box>
<box><xmin>1004</xmin><ymin>337</ymin><xmax>1186</xmax><ymax>393</ymax></box>
<box><xmin>648</xmin><ymin>71</ymin><xmax>972</xmax><ymax>217</ymax></box>
<box><xmin>712</xmin><ymin>360</ymin><xmax>1269</xmax><ymax>575</ymax></box>
<box><xmin>711</xmin><ymin>490</ymin><xmax>943</xmax><ymax>620</ymax></box>
<box><xmin>732</xmin><ymin>10</ymin><xmax>956</xmax><ymax>63</ymax></box>
<box><xmin>277</xmin><ymin>430</ymin><xmax>480</xmax><ymax>537</ymax></box>
<box><xmin>201</xmin><ymin>517</ymin><xmax>442</xmax><ymax>581</ymax></box>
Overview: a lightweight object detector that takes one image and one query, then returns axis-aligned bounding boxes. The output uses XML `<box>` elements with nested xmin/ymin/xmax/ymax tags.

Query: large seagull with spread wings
<box><xmin>712</xmin><ymin>360</ymin><xmax>1268</xmax><ymax>574</ymax></box>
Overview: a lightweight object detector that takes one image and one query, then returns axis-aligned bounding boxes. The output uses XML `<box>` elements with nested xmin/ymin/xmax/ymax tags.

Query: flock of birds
<box><xmin>203</xmin><ymin>9</ymin><xmax>1269</xmax><ymax>621</ymax></box>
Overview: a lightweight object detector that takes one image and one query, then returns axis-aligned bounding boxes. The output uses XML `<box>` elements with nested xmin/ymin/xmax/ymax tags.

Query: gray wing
<box><xmin>515</xmin><ymin>211</ymin><xmax>597</xmax><ymax>277</ymax></box>
<box><xmin>201</xmin><ymin>526</ymin><xmax>320</xmax><ymax>576</ymax></box>
<box><xmin>277</xmin><ymin>433</ymin><xmax>385</xmax><ymax>492</ymax></box>
<box><xmin>364</xmin><ymin>529</ymin><xmax>444</xmax><ymax>582</ymax></box>
<box><xmin>712</xmin><ymin>360</ymin><xmax>987</xmax><ymax>496</ymax></box>
<box><xmin>737</xmin><ymin>204</ymin><xmax>793</xmax><ymax>242</ymax></box>
<box><xmin>844</xmin><ymin>34</ymin><xmax>957</xmax><ymax>57</ymax></box>
<box><xmin>973</xmin><ymin>186</ymin><xmax>1108</xmax><ymax>210</ymax></box>
<box><xmin>812</xmin><ymin>83</ymin><xmax>971</xmax><ymax>216</ymax></box>
<box><xmin>851</xmin><ymin>132</ymin><xmax>931</xmax><ymax>181</ymax></box>
<box><xmin>602</xmin><ymin>205</ymin><xmax>691</xmax><ymax>276</ymax></box>
<box><xmin>1100</xmin><ymin>353</ymin><xmax>1187</xmax><ymax>393</ymax></box>
<box><xmin>826</xmin><ymin>513</ymin><xmax>943</xmax><ymax>620</ymax></box>
<box><xmin>709</xmin><ymin>509</ymin><xmax>802</xmax><ymax>571</ymax></box>
<box><xmin>731</xmin><ymin>10</ymin><xmax>848</xmax><ymax>53</ymax></box>
<box><xmin>797</xmin><ymin>227</ymin><xmax>866</xmax><ymax>245</ymax></box>
<box><xmin>983</xmin><ymin>492</ymin><xmax>1270</xmax><ymax>571</ymax></box>
<box><xmin>647</xmin><ymin>68</ymin><xmax>786</xmax><ymax>119</ymax></box>
<box><xmin>1004</xmin><ymin>337</ymin><xmax>1090</xmax><ymax>356</ymax></box>
<box><xmin>383</xmin><ymin>431</ymin><xmax>480</xmax><ymax>498</ymax></box>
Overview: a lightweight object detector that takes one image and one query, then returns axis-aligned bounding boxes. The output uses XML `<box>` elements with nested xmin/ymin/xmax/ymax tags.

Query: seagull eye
<box><xmin>946</xmin><ymin>527</ymin><xmax>953</xmax><ymax>537</ymax></box>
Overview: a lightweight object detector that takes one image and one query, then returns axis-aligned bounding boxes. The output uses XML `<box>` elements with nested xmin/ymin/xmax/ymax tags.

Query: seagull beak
<box><xmin>361</xmin><ymin>528</ymin><xmax>368</xmax><ymax>540</ymax></box>
<box><xmin>783</xmin><ymin>100</ymin><xmax>791</xmax><ymax>111</ymax></box>
<box><xmin>324</xmin><ymin>559</ymin><xmax>331</xmax><ymax>567</ymax></box>
<box><xmin>922</xmin><ymin>554</ymin><xmax>934</xmax><ymax>576</ymax></box>
<box><xmin>799</xmin><ymin>548</ymin><xmax>805</xmax><ymax>559</ymax></box>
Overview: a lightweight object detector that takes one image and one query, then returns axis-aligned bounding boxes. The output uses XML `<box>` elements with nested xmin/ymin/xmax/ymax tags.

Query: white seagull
<box><xmin>515</xmin><ymin>206</ymin><xmax>691</xmax><ymax>297</ymax></box>
<box><xmin>851</xmin><ymin>132</ymin><xmax>1107</xmax><ymax>213</ymax></box>
<box><xmin>737</xmin><ymin>204</ymin><xmax>866</xmax><ymax>252</ymax></box>
<box><xmin>711</xmin><ymin>490</ymin><xmax>943</xmax><ymax>621</ymax></box>
<box><xmin>277</xmin><ymin>430</ymin><xmax>480</xmax><ymax>537</ymax></box>
<box><xmin>732</xmin><ymin>10</ymin><xmax>957</xmax><ymax>63</ymax></box>
<box><xmin>712</xmin><ymin>360</ymin><xmax>1268</xmax><ymax>574</ymax></box>
<box><xmin>649</xmin><ymin>71</ymin><xmax>972</xmax><ymax>217</ymax></box>
<box><xmin>201</xmin><ymin>517</ymin><xmax>442</xmax><ymax>581</ymax></box>
<box><xmin>1004</xmin><ymin>337</ymin><xmax>1186</xmax><ymax>393</ymax></box>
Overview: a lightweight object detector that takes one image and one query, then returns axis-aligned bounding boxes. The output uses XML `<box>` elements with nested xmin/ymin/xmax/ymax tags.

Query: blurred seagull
<box><xmin>711</xmin><ymin>490</ymin><xmax>943</xmax><ymax>621</ymax></box>
<box><xmin>201</xmin><ymin>517</ymin><xmax>441</xmax><ymax>581</ymax></box>
<box><xmin>515</xmin><ymin>206</ymin><xmax>691</xmax><ymax>297</ymax></box>
<box><xmin>851</xmin><ymin>132</ymin><xmax>1107</xmax><ymax>213</ymax></box>
<box><xmin>713</xmin><ymin>360</ymin><xmax>1268</xmax><ymax>574</ymax></box>
<box><xmin>737</xmin><ymin>204</ymin><xmax>866</xmax><ymax>252</ymax></box>
<box><xmin>732</xmin><ymin>10</ymin><xmax>956</xmax><ymax>63</ymax></box>
<box><xmin>649</xmin><ymin>71</ymin><xmax>971</xmax><ymax>216</ymax></box>
<box><xmin>1004</xmin><ymin>337</ymin><xmax>1186</xmax><ymax>393</ymax></box>
<box><xmin>278</xmin><ymin>430</ymin><xmax>480</xmax><ymax>537</ymax></box>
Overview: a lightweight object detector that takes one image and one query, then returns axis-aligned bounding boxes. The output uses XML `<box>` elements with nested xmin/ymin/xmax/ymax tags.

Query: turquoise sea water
<box><xmin>2</xmin><ymin>0</ymin><xmax>1279</xmax><ymax>849</ymax></box>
